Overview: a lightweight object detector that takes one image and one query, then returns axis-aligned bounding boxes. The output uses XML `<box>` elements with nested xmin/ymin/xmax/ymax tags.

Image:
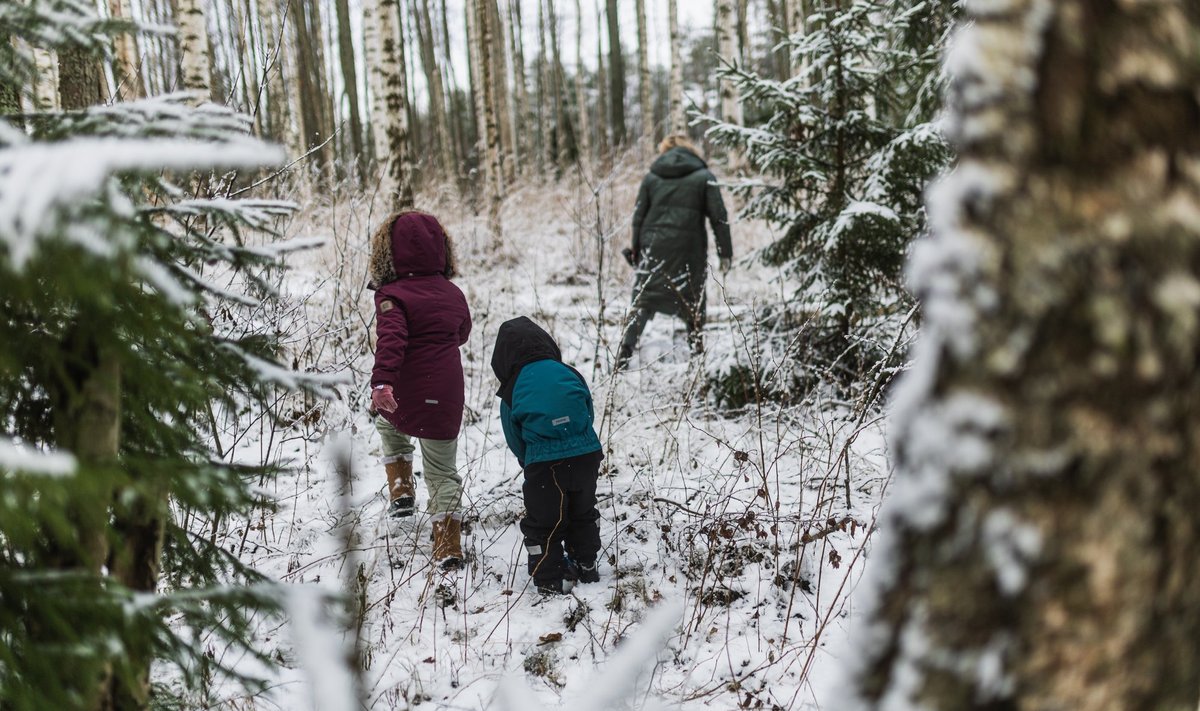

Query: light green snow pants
<box><xmin>374</xmin><ymin>415</ymin><xmax>462</xmax><ymax>514</ymax></box>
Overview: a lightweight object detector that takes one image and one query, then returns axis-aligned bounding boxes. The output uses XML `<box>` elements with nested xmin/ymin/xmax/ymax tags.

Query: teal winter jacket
<box><xmin>499</xmin><ymin>359</ymin><xmax>602</xmax><ymax>467</ymax></box>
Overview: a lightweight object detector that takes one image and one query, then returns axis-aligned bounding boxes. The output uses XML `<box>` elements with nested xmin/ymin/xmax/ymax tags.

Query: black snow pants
<box><xmin>520</xmin><ymin>450</ymin><xmax>603</xmax><ymax>586</ymax></box>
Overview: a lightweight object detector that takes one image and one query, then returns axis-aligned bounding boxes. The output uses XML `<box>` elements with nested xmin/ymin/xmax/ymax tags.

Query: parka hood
<box><xmin>650</xmin><ymin>147</ymin><xmax>707</xmax><ymax>179</ymax></box>
<box><xmin>491</xmin><ymin>317</ymin><xmax>562</xmax><ymax>404</ymax></box>
<box><xmin>368</xmin><ymin>211</ymin><xmax>458</xmax><ymax>288</ymax></box>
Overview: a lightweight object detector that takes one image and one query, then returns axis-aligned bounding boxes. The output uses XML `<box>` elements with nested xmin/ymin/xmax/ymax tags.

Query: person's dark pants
<box><xmin>619</xmin><ymin>301</ymin><xmax>705</xmax><ymax>358</ymax></box>
<box><xmin>521</xmin><ymin>450</ymin><xmax>603</xmax><ymax>586</ymax></box>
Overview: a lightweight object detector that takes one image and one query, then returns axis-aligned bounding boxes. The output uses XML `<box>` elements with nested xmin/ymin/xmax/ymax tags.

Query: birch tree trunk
<box><xmin>573</xmin><ymin>0</ymin><xmax>590</xmax><ymax>165</ymax></box>
<box><xmin>604</xmin><ymin>0</ymin><xmax>625</xmax><ymax>146</ymax></box>
<box><xmin>177</xmin><ymin>0</ymin><xmax>212</xmax><ymax>99</ymax></box>
<box><xmin>370</xmin><ymin>0</ymin><xmax>414</xmax><ymax>206</ymax></box>
<box><xmin>33</xmin><ymin>46</ymin><xmax>61</xmax><ymax>111</ymax></box>
<box><xmin>715</xmin><ymin>0</ymin><xmax>742</xmax><ymax>167</ymax></box>
<box><xmin>848</xmin><ymin>2</ymin><xmax>1200</xmax><ymax>710</ymax></box>
<box><xmin>487</xmin><ymin>0</ymin><xmax>512</xmax><ymax>182</ymax></box>
<box><xmin>635</xmin><ymin>0</ymin><xmax>652</xmax><ymax>151</ymax></box>
<box><xmin>472</xmin><ymin>0</ymin><xmax>503</xmax><ymax>242</ymax></box>
<box><xmin>108</xmin><ymin>0</ymin><xmax>144</xmax><ymax>99</ymax></box>
<box><xmin>335</xmin><ymin>0</ymin><xmax>366</xmax><ymax>181</ymax></box>
<box><xmin>666</xmin><ymin>0</ymin><xmax>685</xmax><ymax>134</ymax></box>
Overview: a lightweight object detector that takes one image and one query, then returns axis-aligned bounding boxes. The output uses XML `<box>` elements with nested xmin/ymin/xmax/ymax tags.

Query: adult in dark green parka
<box><xmin>617</xmin><ymin>135</ymin><xmax>733</xmax><ymax>368</ymax></box>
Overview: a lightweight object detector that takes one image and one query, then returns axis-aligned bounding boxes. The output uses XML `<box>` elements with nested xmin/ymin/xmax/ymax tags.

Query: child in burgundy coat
<box><xmin>369</xmin><ymin>211</ymin><xmax>472</xmax><ymax>568</ymax></box>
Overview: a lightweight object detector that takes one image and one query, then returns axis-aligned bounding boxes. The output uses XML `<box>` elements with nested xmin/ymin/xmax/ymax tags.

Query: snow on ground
<box><xmin>191</xmin><ymin>169</ymin><xmax>892</xmax><ymax>710</ymax></box>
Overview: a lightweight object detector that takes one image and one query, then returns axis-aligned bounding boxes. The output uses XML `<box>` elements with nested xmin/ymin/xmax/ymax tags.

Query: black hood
<box><xmin>650</xmin><ymin>147</ymin><xmax>707</xmax><ymax>179</ymax></box>
<box><xmin>492</xmin><ymin>317</ymin><xmax>561</xmax><ymax>404</ymax></box>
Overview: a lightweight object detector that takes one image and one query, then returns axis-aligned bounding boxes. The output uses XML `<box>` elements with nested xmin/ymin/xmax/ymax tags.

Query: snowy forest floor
<box><xmin>186</xmin><ymin>163</ymin><xmax>894</xmax><ymax>710</ymax></box>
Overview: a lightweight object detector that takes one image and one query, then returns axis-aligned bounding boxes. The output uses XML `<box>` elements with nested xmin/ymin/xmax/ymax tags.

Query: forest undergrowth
<box><xmin>185</xmin><ymin>161</ymin><xmax>904</xmax><ymax>710</ymax></box>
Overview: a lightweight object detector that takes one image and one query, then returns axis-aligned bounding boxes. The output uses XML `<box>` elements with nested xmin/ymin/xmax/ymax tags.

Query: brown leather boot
<box><xmin>385</xmin><ymin>459</ymin><xmax>415</xmax><ymax>518</ymax></box>
<box><xmin>431</xmin><ymin>513</ymin><xmax>463</xmax><ymax>569</ymax></box>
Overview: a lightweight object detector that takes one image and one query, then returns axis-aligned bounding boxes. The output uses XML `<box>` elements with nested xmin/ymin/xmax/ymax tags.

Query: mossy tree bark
<box><xmin>850</xmin><ymin>2</ymin><xmax>1200</xmax><ymax>710</ymax></box>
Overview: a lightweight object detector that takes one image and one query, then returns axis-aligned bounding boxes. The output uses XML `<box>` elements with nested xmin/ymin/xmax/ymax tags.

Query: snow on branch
<box><xmin>222</xmin><ymin>344</ymin><xmax>348</xmax><ymax>399</ymax></box>
<box><xmin>0</xmin><ymin>438</ymin><xmax>77</xmax><ymax>477</ymax></box>
<box><xmin>0</xmin><ymin>138</ymin><xmax>284</xmax><ymax>269</ymax></box>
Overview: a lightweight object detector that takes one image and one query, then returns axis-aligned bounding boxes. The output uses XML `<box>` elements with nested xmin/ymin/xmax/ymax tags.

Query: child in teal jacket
<box><xmin>491</xmin><ymin>317</ymin><xmax>603</xmax><ymax>595</ymax></box>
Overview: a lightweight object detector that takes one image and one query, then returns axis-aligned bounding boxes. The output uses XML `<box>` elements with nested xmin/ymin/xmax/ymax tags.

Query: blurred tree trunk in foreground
<box><xmin>849</xmin><ymin>2</ymin><xmax>1200</xmax><ymax>710</ymax></box>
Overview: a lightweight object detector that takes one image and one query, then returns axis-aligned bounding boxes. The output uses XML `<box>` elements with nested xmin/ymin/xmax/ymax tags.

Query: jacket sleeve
<box><xmin>458</xmin><ymin>305</ymin><xmax>472</xmax><ymax>346</ymax></box>
<box><xmin>499</xmin><ymin>400</ymin><xmax>526</xmax><ymax>467</ymax></box>
<box><xmin>631</xmin><ymin>176</ymin><xmax>653</xmax><ymax>259</ymax></box>
<box><xmin>705</xmin><ymin>174</ymin><xmax>733</xmax><ymax>260</ymax></box>
<box><xmin>371</xmin><ymin>296</ymin><xmax>408</xmax><ymax>388</ymax></box>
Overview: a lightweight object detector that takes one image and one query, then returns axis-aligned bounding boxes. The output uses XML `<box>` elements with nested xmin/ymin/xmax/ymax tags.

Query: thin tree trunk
<box><xmin>635</xmin><ymin>0</ymin><xmax>652</xmax><ymax>150</ymax></box>
<box><xmin>473</xmin><ymin>0</ymin><xmax>502</xmax><ymax>242</ymax></box>
<box><xmin>667</xmin><ymin>0</ymin><xmax>685</xmax><ymax>134</ymax></box>
<box><xmin>573</xmin><ymin>0</ymin><xmax>590</xmax><ymax>165</ymax></box>
<box><xmin>177</xmin><ymin>0</ymin><xmax>212</xmax><ymax>99</ymax></box>
<box><xmin>415</xmin><ymin>0</ymin><xmax>454</xmax><ymax>181</ymax></box>
<box><xmin>545</xmin><ymin>0</ymin><xmax>573</xmax><ymax>167</ymax></box>
<box><xmin>109</xmin><ymin>0</ymin><xmax>145</xmax><ymax>99</ymax></box>
<box><xmin>506</xmin><ymin>0</ymin><xmax>529</xmax><ymax>177</ymax></box>
<box><xmin>535</xmin><ymin>0</ymin><xmax>550</xmax><ymax>175</ymax></box>
<box><xmin>594</xmin><ymin>0</ymin><xmax>609</xmax><ymax>161</ymax></box>
<box><xmin>849</xmin><ymin>2</ymin><xmax>1200</xmax><ymax>710</ymax></box>
<box><xmin>336</xmin><ymin>0</ymin><xmax>366</xmax><ymax>181</ymax></box>
<box><xmin>484</xmin><ymin>0</ymin><xmax>511</xmax><ymax>182</ymax></box>
<box><xmin>604</xmin><ymin>0</ymin><xmax>625</xmax><ymax>145</ymax></box>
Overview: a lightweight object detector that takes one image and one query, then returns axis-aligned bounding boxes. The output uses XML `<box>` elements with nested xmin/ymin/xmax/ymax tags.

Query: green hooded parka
<box><xmin>629</xmin><ymin>147</ymin><xmax>733</xmax><ymax>322</ymax></box>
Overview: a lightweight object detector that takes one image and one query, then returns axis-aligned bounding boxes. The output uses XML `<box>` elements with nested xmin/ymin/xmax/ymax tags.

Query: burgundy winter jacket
<box><xmin>371</xmin><ymin>213</ymin><xmax>472</xmax><ymax>440</ymax></box>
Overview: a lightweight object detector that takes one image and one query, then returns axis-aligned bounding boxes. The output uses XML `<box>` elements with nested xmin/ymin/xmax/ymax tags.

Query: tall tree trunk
<box><xmin>545</xmin><ymin>0</ymin><xmax>573</xmax><ymax>168</ymax></box>
<box><xmin>108</xmin><ymin>0</ymin><xmax>145</xmax><ymax>99</ymax></box>
<box><xmin>438</xmin><ymin>0</ymin><xmax>466</xmax><ymax>178</ymax></box>
<box><xmin>604</xmin><ymin>0</ymin><xmax>625</xmax><ymax>146</ymax></box>
<box><xmin>51</xmin><ymin>56</ymin><xmax>121</xmax><ymax>711</ymax></box>
<box><xmin>294</xmin><ymin>0</ymin><xmax>332</xmax><ymax>181</ymax></box>
<box><xmin>487</xmin><ymin>0</ymin><xmax>513</xmax><ymax>182</ymax></box>
<box><xmin>415</xmin><ymin>0</ymin><xmax>454</xmax><ymax>181</ymax></box>
<box><xmin>848</xmin><ymin>2</ymin><xmax>1200</xmax><ymax>711</ymax></box>
<box><xmin>666</xmin><ymin>0</ymin><xmax>685</xmax><ymax>134</ymax></box>
<box><xmin>177</xmin><ymin>0</ymin><xmax>212</xmax><ymax>99</ymax></box>
<box><xmin>505</xmin><ymin>0</ymin><xmax>529</xmax><ymax>176</ymax></box>
<box><xmin>368</xmin><ymin>0</ymin><xmax>414</xmax><ymax>206</ymax></box>
<box><xmin>594</xmin><ymin>0</ymin><xmax>609</xmax><ymax>162</ymax></box>
<box><xmin>715</xmin><ymin>0</ymin><xmax>742</xmax><ymax>168</ymax></box>
<box><xmin>256</xmin><ymin>0</ymin><xmax>288</xmax><ymax>141</ymax></box>
<box><xmin>573</xmin><ymin>0</ymin><xmax>590</xmax><ymax>165</ymax></box>
<box><xmin>472</xmin><ymin>0</ymin><xmax>502</xmax><ymax>242</ymax></box>
<box><xmin>635</xmin><ymin>0</ymin><xmax>652</xmax><ymax>150</ymax></box>
<box><xmin>537</xmin><ymin>0</ymin><xmax>549</xmax><ymax>176</ymax></box>
<box><xmin>335</xmin><ymin>0</ymin><xmax>366</xmax><ymax>181</ymax></box>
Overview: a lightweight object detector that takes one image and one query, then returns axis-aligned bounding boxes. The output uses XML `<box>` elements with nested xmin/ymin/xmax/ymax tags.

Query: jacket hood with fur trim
<box><xmin>368</xmin><ymin>211</ymin><xmax>458</xmax><ymax>288</ymax></box>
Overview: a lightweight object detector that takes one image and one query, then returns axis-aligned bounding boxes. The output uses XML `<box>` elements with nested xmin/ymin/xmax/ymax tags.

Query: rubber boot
<box><xmin>431</xmin><ymin>512</ymin><xmax>463</xmax><ymax>569</ymax></box>
<box><xmin>385</xmin><ymin>460</ymin><xmax>415</xmax><ymax>518</ymax></box>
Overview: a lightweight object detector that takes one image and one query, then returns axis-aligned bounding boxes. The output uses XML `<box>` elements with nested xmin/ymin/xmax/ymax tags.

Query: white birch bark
<box><xmin>177</xmin><ymin>0</ymin><xmax>212</xmax><ymax>99</ymax></box>
<box><xmin>667</xmin><ymin>0</ymin><xmax>685</xmax><ymax>134</ymax></box>
<box><xmin>715</xmin><ymin>0</ymin><xmax>741</xmax><ymax>127</ymax></box>
<box><xmin>635</xmin><ymin>0</ymin><xmax>652</xmax><ymax>151</ymax></box>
